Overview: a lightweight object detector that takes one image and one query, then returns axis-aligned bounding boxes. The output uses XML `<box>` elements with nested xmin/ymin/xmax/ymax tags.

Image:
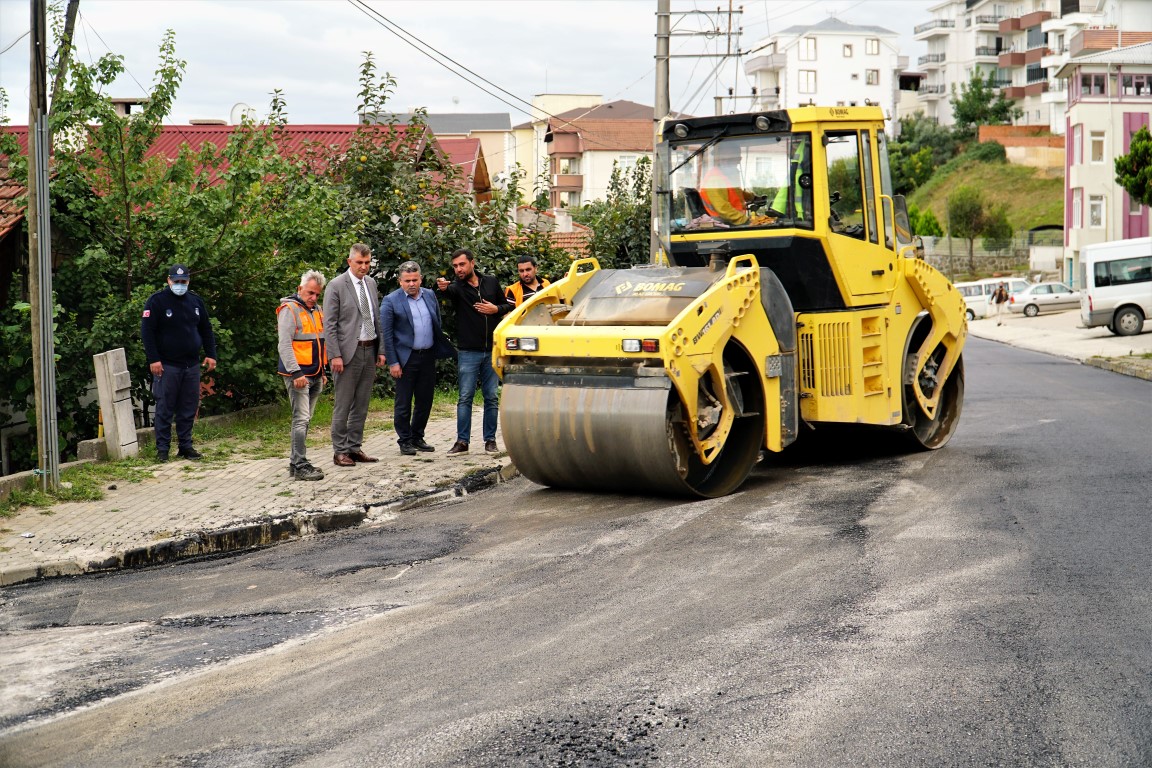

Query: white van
<box><xmin>954</xmin><ymin>277</ymin><xmax>1032</xmax><ymax>320</ymax></box>
<box><xmin>1079</xmin><ymin>237</ymin><xmax>1152</xmax><ymax>336</ymax></box>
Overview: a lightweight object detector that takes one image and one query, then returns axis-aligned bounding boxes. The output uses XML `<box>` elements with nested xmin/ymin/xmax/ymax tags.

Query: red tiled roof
<box><xmin>510</xmin><ymin>205</ymin><xmax>593</xmax><ymax>258</ymax></box>
<box><xmin>144</xmin><ymin>123</ymin><xmax>431</xmax><ymax>178</ymax></box>
<box><xmin>0</xmin><ymin>123</ymin><xmax>491</xmax><ymax>243</ymax></box>
<box><xmin>435</xmin><ymin>136</ymin><xmax>490</xmax><ymax>192</ymax></box>
<box><xmin>0</xmin><ymin>128</ymin><xmax>29</xmax><ymax>243</ymax></box>
<box><xmin>546</xmin><ymin>118</ymin><xmax>654</xmax><ymax>152</ymax></box>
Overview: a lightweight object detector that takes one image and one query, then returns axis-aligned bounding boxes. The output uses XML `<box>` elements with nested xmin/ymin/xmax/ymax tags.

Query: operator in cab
<box><xmin>700</xmin><ymin>142</ymin><xmax>774</xmax><ymax>227</ymax></box>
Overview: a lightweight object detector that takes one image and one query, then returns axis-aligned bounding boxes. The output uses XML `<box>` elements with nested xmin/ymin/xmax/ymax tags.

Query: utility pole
<box><xmin>651</xmin><ymin>0</ymin><xmax>671</xmax><ymax>262</ymax></box>
<box><xmin>27</xmin><ymin>0</ymin><xmax>60</xmax><ymax>490</ymax></box>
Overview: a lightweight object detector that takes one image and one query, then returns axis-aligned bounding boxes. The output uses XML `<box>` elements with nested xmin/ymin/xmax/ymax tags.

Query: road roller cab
<box><xmin>493</xmin><ymin>106</ymin><xmax>967</xmax><ymax>498</ymax></box>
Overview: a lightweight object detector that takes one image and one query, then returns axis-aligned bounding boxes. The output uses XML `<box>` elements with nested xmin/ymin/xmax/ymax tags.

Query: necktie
<box><xmin>357</xmin><ymin>280</ymin><xmax>375</xmax><ymax>340</ymax></box>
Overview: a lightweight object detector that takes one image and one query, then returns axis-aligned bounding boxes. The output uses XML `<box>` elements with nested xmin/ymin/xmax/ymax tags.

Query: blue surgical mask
<box><xmin>171</xmin><ymin>282</ymin><xmax>189</xmax><ymax>296</ymax></box>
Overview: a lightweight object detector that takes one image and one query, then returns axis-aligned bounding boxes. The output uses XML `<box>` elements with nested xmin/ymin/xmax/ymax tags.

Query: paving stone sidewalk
<box><xmin>0</xmin><ymin>412</ymin><xmax>511</xmax><ymax>586</ymax></box>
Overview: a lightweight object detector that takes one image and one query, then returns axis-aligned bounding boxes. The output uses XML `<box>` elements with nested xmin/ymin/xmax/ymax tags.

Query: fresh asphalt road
<box><xmin>2</xmin><ymin>338</ymin><xmax>1150</xmax><ymax>767</ymax></box>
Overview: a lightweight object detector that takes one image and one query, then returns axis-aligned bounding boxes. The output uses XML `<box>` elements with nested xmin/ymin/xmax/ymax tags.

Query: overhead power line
<box><xmin>346</xmin><ymin>0</ymin><xmax>650</xmax><ymax>151</ymax></box>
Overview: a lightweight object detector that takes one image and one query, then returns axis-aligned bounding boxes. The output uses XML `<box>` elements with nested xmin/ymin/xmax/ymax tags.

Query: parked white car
<box><xmin>955</xmin><ymin>277</ymin><xmax>1032</xmax><ymax>320</ymax></box>
<box><xmin>1009</xmin><ymin>282</ymin><xmax>1082</xmax><ymax>317</ymax></box>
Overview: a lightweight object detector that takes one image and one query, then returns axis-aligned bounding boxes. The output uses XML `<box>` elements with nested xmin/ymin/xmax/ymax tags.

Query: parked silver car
<box><xmin>1009</xmin><ymin>281</ymin><xmax>1082</xmax><ymax>317</ymax></box>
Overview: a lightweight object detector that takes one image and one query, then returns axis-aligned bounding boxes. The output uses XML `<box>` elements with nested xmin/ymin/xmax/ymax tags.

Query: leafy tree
<box><xmin>947</xmin><ymin>186</ymin><xmax>988</xmax><ymax>273</ymax></box>
<box><xmin>889</xmin><ymin>113</ymin><xmax>959</xmax><ymax>194</ymax></box>
<box><xmin>908</xmin><ymin>203</ymin><xmax>944</xmax><ymax>237</ymax></box>
<box><xmin>950</xmin><ymin>70</ymin><xmax>1022</xmax><ymax>142</ymax></box>
<box><xmin>573</xmin><ymin>157</ymin><xmax>652</xmax><ymax>269</ymax></box>
<box><xmin>1</xmin><ymin>31</ymin><xmax>342</xmax><ymax>467</ymax></box>
<box><xmin>331</xmin><ymin>54</ymin><xmax>572</xmax><ymax>388</ymax></box>
<box><xmin>981</xmin><ymin>204</ymin><xmax>1014</xmax><ymax>254</ymax></box>
<box><xmin>1114</xmin><ymin>125</ymin><xmax>1152</xmax><ymax>206</ymax></box>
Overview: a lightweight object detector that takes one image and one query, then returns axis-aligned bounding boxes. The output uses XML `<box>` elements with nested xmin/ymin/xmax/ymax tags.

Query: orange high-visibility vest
<box><xmin>276</xmin><ymin>298</ymin><xmax>326</xmax><ymax>377</ymax></box>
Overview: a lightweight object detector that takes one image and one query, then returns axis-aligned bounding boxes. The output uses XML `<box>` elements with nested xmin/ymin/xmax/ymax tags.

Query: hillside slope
<box><xmin>908</xmin><ymin>158</ymin><xmax>1064</xmax><ymax>232</ymax></box>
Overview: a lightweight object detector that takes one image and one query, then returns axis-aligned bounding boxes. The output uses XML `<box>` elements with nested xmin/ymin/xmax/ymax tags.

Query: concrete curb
<box><xmin>0</xmin><ymin>461</ymin><xmax>519</xmax><ymax>586</ymax></box>
<box><xmin>1082</xmin><ymin>356</ymin><xmax>1152</xmax><ymax>380</ymax></box>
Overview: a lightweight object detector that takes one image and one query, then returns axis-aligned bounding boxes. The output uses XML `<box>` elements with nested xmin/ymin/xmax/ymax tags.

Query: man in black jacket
<box><xmin>141</xmin><ymin>264</ymin><xmax>217</xmax><ymax>462</ymax></box>
<box><xmin>436</xmin><ymin>248</ymin><xmax>512</xmax><ymax>455</ymax></box>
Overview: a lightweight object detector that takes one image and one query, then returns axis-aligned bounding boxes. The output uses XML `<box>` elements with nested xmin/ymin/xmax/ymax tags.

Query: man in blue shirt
<box><xmin>141</xmin><ymin>264</ymin><xmax>217</xmax><ymax>462</ymax></box>
<box><xmin>380</xmin><ymin>261</ymin><xmax>456</xmax><ymax>455</ymax></box>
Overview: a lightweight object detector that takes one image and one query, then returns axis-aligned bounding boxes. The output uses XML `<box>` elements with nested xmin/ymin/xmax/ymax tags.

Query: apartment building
<box><xmin>1055</xmin><ymin>40</ymin><xmax>1151</xmax><ymax>278</ymax></box>
<box><xmin>914</xmin><ymin>0</ymin><xmax>1152</xmax><ymax>134</ymax></box>
<box><xmin>743</xmin><ymin>17</ymin><xmax>907</xmax><ymax>134</ymax></box>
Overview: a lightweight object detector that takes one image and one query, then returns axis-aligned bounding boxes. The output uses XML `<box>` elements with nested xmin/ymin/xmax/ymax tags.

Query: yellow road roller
<box><xmin>493</xmin><ymin>106</ymin><xmax>966</xmax><ymax>497</ymax></box>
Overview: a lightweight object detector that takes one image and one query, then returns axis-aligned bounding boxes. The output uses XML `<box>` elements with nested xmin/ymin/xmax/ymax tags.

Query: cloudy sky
<box><xmin>1</xmin><ymin>0</ymin><xmax>935</xmax><ymax>125</ymax></box>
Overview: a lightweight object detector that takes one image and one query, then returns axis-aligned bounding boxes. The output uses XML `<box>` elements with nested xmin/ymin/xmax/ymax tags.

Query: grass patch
<box><xmin>909</xmin><ymin>158</ymin><xmax>1064</xmax><ymax>231</ymax></box>
<box><xmin>1</xmin><ymin>458</ymin><xmax>156</xmax><ymax>517</ymax></box>
<box><xmin>0</xmin><ymin>387</ymin><xmax>468</xmax><ymax>518</ymax></box>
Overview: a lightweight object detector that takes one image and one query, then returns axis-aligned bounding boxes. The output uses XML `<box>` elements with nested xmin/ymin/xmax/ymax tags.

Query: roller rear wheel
<box><xmin>902</xmin><ymin>348</ymin><xmax>964</xmax><ymax>450</ymax></box>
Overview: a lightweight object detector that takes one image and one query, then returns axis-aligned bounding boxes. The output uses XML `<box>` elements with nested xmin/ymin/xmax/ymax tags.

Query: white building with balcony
<box><xmin>1055</xmin><ymin>40</ymin><xmax>1152</xmax><ymax>278</ymax></box>
<box><xmin>743</xmin><ymin>17</ymin><xmax>907</xmax><ymax>134</ymax></box>
<box><xmin>914</xmin><ymin>0</ymin><xmax>1152</xmax><ymax>134</ymax></box>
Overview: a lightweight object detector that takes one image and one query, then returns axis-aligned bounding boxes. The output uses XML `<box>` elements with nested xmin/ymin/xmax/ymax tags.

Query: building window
<box><xmin>566</xmin><ymin>191</ymin><xmax>581</xmax><ymax>208</ymax></box>
<box><xmin>1131</xmin><ymin>196</ymin><xmax>1145</xmax><ymax>215</ymax></box>
<box><xmin>866</xmin><ymin>38</ymin><xmax>879</xmax><ymax>55</ymax></box>
<box><xmin>1121</xmin><ymin>74</ymin><xmax>1151</xmax><ymax>96</ymax></box>
<box><xmin>843</xmin><ymin>44</ymin><xmax>853</xmax><ymax>57</ymax></box>
<box><xmin>1090</xmin><ymin>132</ymin><xmax>1105</xmax><ymax>163</ymax></box>
<box><xmin>1089</xmin><ymin>195</ymin><xmax>1105</xmax><ymax>228</ymax></box>
<box><xmin>616</xmin><ymin>155</ymin><xmax>637</xmax><ymax>171</ymax></box>
<box><xmin>558</xmin><ymin>157</ymin><xmax>580</xmax><ymax>175</ymax></box>
<box><xmin>1072</xmin><ymin>189</ymin><xmax>1082</xmax><ymax>227</ymax></box>
<box><xmin>1080</xmin><ymin>73</ymin><xmax>1106</xmax><ymax>96</ymax></box>
<box><xmin>866</xmin><ymin>69</ymin><xmax>880</xmax><ymax>85</ymax></box>
<box><xmin>799</xmin><ymin>70</ymin><xmax>817</xmax><ymax>93</ymax></box>
<box><xmin>1072</xmin><ymin>124</ymin><xmax>1082</xmax><ymax>164</ymax></box>
<box><xmin>799</xmin><ymin>37</ymin><xmax>817</xmax><ymax>61</ymax></box>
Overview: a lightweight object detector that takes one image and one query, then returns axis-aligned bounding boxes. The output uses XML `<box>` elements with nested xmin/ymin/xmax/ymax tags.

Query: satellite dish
<box><xmin>229</xmin><ymin>102</ymin><xmax>256</xmax><ymax>125</ymax></box>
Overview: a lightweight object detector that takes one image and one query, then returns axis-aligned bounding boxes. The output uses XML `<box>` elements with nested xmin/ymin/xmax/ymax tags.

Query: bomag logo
<box><xmin>631</xmin><ymin>282</ymin><xmax>686</xmax><ymax>294</ymax></box>
<box><xmin>830</xmin><ymin>107</ymin><xmax>851</xmax><ymax>118</ymax></box>
<box><xmin>614</xmin><ymin>280</ymin><xmax>634</xmax><ymax>295</ymax></box>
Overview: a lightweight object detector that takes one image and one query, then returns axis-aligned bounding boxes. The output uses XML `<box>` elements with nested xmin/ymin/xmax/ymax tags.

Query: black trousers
<box><xmin>394</xmin><ymin>348</ymin><xmax>436</xmax><ymax>444</ymax></box>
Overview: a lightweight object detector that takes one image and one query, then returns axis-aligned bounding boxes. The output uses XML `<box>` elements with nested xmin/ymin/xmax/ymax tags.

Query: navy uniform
<box><xmin>141</xmin><ymin>264</ymin><xmax>217</xmax><ymax>461</ymax></box>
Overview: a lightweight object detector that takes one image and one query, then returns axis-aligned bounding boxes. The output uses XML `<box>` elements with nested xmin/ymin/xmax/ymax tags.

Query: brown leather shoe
<box><xmin>348</xmin><ymin>450</ymin><xmax>378</xmax><ymax>463</ymax></box>
<box><xmin>333</xmin><ymin>453</ymin><xmax>355</xmax><ymax>467</ymax></box>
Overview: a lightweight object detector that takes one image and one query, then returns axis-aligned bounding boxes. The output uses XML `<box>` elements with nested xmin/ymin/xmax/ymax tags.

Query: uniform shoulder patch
<box><xmin>142</xmin><ymin>309</ymin><xmax>151</xmax><ymax>317</ymax></box>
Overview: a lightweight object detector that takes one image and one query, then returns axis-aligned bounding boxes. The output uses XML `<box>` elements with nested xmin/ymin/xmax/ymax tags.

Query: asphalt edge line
<box><xmin>0</xmin><ymin>462</ymin><xmax>521</xmax><ymax>587</ymax></box>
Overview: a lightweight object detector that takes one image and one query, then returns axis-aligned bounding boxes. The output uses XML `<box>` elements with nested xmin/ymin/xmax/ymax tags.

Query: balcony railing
<box><xmin>914</xmin><ymin>19</ymin><xmax>955</xmax><ymax>34</ymax></box>
<box><xmin>990</xmin><ymin>78</ymin><xmax>1013</xmax><ymax>88</ymax></box>
<box><xmin>974</xmin><ymin>46</ymin><xmax>999</xmax><ymax>56</ymax></box>
<box><xmin>918</xmin><ymin>53</ymin><xmax>947</xmax><ymax>65</ymax></box>
<box><xmin>918</xmin><ymin>84</ymin><xmax>947</xmax><ymax>95</ymax></box>
<box><xmin>974</xmin><ymin>15</ymin><xmax>1004</xmax><ymax>25</ymax></box>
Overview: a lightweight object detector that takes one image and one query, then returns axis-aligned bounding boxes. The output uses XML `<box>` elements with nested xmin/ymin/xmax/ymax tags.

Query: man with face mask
<box><xmin>141</xmin><ymin>264</ymin><xmax>218</xmax><ymax>462</ymax></box>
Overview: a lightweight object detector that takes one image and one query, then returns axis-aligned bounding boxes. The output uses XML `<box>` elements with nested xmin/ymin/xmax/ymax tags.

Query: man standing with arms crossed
<box><xmin>380</xmin><ymin>261</ymin><xmax>456</xmax><ymax>455</ymax></box>
<box><xmin>141</xmin><ymin>264</ymin><xmax>217</xmax><ymax>463</ymax></box>
<box><xmin>436</xmin><ymin>248</ymin><xmax>512</xmax><ymax>455</ymax></box>
<box><xmin>325</xmin><ymin>243</ymin><xmax>385</xmax><ymax>467</ymax></box>
<box><xmin>277</xmin><ymin>269</ymin><xmax>328</xmax><ymax>481</ymax></box>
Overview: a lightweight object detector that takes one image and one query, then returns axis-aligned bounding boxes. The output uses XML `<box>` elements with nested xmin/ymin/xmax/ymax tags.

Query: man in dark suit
<box><xmin>380</xmin><ymin>261</ymin><xmax>456</xmax><ymax>455</ymax></box>
<box><xmin>324</xmin><ymin>243</ymin><xmax>386</xmax><ymax>467</ymax></box>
